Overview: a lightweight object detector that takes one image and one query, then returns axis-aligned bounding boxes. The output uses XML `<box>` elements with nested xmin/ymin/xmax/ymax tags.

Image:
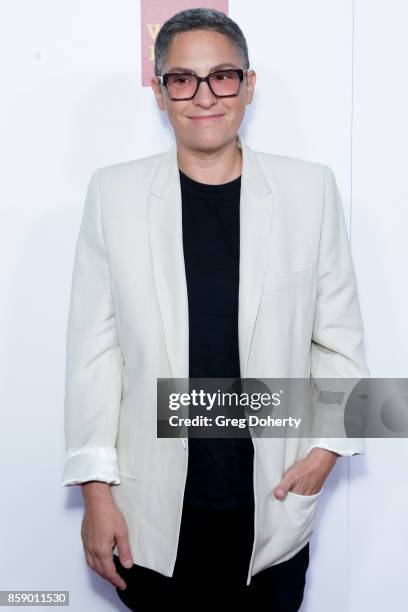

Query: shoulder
<box><xmin>250</xmin><ymin>149</ymin><xmax>337</xmax><ymax>222</ymax></box>
<box><xmin>95</xmin><ymin>150</ymin><xmax>166</xmax><ymax>187</ymax></box>
<box><xmin>255</xmin><ymin>149</ymin><xmax>329</xmax><ymax>188</ymax></box>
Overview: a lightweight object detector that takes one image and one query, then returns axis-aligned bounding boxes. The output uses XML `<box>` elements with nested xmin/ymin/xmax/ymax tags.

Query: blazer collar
<box><xmin>149</xmin><ymin>133</ymin><xmax>272</xmax><ymax>200</ymax></box>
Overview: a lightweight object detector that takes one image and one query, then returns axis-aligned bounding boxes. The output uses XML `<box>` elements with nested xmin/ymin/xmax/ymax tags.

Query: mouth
<box><xmin>188</xmin><ymin>114</ymin><xmax>225</xmax><ymax>123</ymax></box>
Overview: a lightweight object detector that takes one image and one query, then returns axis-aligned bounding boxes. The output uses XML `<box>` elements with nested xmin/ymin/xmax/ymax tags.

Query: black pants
<box><xmin>113</xmin><ymin>501</ymin><xmax>309</xmax><ymax>610</ymax></box>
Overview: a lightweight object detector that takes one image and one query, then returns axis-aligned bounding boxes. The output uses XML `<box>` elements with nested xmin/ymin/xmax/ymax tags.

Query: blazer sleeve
<box><xmin>307</xmin><ymin>165</ymin><xmax>370</xmax><ymax>457</ymax></box>
<box><xmin>61</xmin><ymin>169</ymin><xmax>122</xmax><ymax>486</ymax></box>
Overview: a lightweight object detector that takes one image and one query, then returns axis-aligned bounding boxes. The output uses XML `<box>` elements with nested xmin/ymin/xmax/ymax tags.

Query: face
<box><xmin>151</xmin><ymin>29</ymin><xmax>256</xmax><ymax>152</ymax></box>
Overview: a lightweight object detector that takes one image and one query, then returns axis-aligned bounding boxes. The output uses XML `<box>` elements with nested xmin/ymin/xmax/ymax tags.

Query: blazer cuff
<box><xmin>307</xmin><ymin>437</ymin><xmax>365</xmax><ymax>457</ymax></box>
<box><xmin>61</xmin><ymin>446</ymin><xmax>120</xmax><ymax>486</ymax></box>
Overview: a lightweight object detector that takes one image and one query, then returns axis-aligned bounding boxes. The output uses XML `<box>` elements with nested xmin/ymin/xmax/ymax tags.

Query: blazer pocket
<box><xmin>286</xmin><ymin>485</ymin><xmax>324</xmax><ymax>500</ymax></box>
<box><xmin>262</xmin><ymin>266</ymin><xmax>314</xmax><ymax>293</ymax></box>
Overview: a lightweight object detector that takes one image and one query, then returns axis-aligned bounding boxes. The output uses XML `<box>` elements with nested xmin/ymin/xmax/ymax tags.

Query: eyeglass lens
<box><xmin>166</xmin><ymin>70</ymin><xmax>241</xmax><ymax>99</ymax></box>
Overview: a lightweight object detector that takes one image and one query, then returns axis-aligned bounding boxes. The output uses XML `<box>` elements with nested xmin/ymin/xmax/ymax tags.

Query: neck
<box><xmin>176</xmin><ymin>136</ymin><xmax>242</xmax><ymax>185</ymax></box>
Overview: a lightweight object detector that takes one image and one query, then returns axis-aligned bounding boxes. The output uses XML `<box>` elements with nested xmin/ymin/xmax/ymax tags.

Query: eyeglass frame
<box><xmin>155</xmin><ymin>68</ymin><xmax>249</xmax><ymax>101</ymax></box>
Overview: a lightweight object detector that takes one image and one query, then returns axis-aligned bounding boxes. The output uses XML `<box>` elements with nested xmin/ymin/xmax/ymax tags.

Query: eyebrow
<box><xmin>164</xmin><ymin>63</ymin><xmax>241</xmax><ymax>74</ymax></box>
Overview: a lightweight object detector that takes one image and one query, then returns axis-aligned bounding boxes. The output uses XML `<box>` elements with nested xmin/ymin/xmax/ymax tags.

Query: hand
<box><xmin>80</xmin><ymin>482</ymin><xmax>134</xmax><ymax>591</ymax></box>
<box><xmin>274</xmin><ymin>448</ymin><xmax>338</xmax><ymax>500</ymax></box>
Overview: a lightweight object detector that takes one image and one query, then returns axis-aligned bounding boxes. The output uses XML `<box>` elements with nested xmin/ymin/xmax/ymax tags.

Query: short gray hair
<box><xmin>154</xmin><ymin>8</ymin><xmax>250</xmax><ymax>76</ymax></box>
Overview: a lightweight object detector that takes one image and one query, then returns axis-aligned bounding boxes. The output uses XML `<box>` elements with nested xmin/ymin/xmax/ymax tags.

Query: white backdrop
<box><xmin>1</xmin><ymin>1</ymin><xmax>407</xmax><ymax>610</ymax></box>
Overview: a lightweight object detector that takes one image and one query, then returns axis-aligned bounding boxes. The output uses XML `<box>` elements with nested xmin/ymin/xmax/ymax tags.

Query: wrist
<box><xmin>308</xmin><ymin>447</ymin><xmax>339</xmax><ymax>468</ymax></box>
<box><xmin>81</xmin><ymin>481</ymin><xmax>113</xmax><ymax>504</ymax></box>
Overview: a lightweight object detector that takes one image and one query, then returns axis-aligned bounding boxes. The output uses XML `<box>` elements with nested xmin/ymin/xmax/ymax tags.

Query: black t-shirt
<box><xmin>180</xmin><ymin>167</ymin><xmax>254</xmax><ymax>509</ymax></box>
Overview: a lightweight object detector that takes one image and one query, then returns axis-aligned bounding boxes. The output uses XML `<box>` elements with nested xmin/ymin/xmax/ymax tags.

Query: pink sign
<box><xmin>141</xmin><ymin>0</ymin><xmax>229</xmax><ymax>86</ymax></box>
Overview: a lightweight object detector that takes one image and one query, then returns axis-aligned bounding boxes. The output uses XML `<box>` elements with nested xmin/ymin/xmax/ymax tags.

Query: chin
<box><xmin>185</xmin><ymin>133</ymin><xmax>233</xmax><ymax>151</ymax></box>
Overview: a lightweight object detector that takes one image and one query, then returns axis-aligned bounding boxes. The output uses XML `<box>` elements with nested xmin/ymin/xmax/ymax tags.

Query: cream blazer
<box><xmin>61</xmin><ymin>133</ymin><xmax>370</xmax><ymax>585</ymax></box>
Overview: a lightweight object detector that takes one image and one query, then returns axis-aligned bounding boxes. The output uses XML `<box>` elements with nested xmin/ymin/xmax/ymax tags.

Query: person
<box><xmin>61</xmin><ymin>8</ymin><xmax>370</xmax><ymax>610</ymax></box>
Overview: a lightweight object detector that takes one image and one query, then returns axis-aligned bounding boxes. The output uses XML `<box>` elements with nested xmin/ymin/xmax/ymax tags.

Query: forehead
<box><xmin>163</xmin><ymin>29</ymin><xmax>242</xmax><ymax>73</ymax></box>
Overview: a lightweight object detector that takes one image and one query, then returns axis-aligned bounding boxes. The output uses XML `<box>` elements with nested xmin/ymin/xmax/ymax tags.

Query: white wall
<box><xmin>0</xmin><ymin>1</ymin><xmax>406</xmax><ymax>610</ymax></box>
<box><xmin>349</xmin><ymin>2</ymin><xmax>408</xmax><ymax>610</ymax></box>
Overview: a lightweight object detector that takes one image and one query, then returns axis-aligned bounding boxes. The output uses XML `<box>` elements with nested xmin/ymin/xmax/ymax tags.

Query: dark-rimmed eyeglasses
<box><xmin>156</xmin><ymin>68</ymin><xmax>249</xmax><ymax>101</ymax></box>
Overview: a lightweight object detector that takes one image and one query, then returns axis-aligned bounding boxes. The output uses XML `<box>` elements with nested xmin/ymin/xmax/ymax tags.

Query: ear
<box><xmin>245</xmin><ymin>70</ymin><xmax>256</xmax><ymax>105</ymax></box>
<box><xmin>151</xmin><ymin>77</ymin><xmax>166</xmax><ymax>111</ymax></box>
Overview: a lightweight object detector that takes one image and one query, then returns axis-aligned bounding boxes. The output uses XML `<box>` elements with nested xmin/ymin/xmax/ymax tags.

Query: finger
<box><xmin>90</xmin><ymin>554</ymin><xmax>107</xmax><ymax>580</ymax></box>
<box><xmin>115</xmin><ymin>530</ymin><xmax>134</xmax><ymax>569</ymax></box>
<box><xmin>84</xmin><ymin>550</ymin><xmax>95</xmax><ymax>569</ymax></box>
<box><xmin>274</xmin><ymin>474</ymin><xmax>298</xmax><ymax>499</ymax></box>
<box><xmin>274</xmin><ymin>484</ymin><xmax>288</xmax><ymax>499</ymax></box>
<box><xmin>98</xmin><ymin>552</ymin><xmax>128</xmax><ymax>590</ymax></box>
<box><xmin>91</xmin><ymin>549</ymin><xmax>114</xmax><ymax>580</ymax></box>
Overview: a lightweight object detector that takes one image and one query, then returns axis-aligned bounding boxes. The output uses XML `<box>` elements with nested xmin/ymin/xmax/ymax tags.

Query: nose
<box><xmin>192</xmin><ymin>80</ymin><xmax>218</xmax><ymax>107</ymax></box>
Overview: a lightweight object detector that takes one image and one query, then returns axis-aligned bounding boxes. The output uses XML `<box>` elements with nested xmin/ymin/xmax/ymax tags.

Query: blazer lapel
<box><xmin>237</xmin><ymin>135</ymin><xmax>276</xmax><ymax>378</ymax></box>
<box><xmin>148</xmin><ymin>133</ymin><xmax>276</xmax><ymax>382</ymax></box>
